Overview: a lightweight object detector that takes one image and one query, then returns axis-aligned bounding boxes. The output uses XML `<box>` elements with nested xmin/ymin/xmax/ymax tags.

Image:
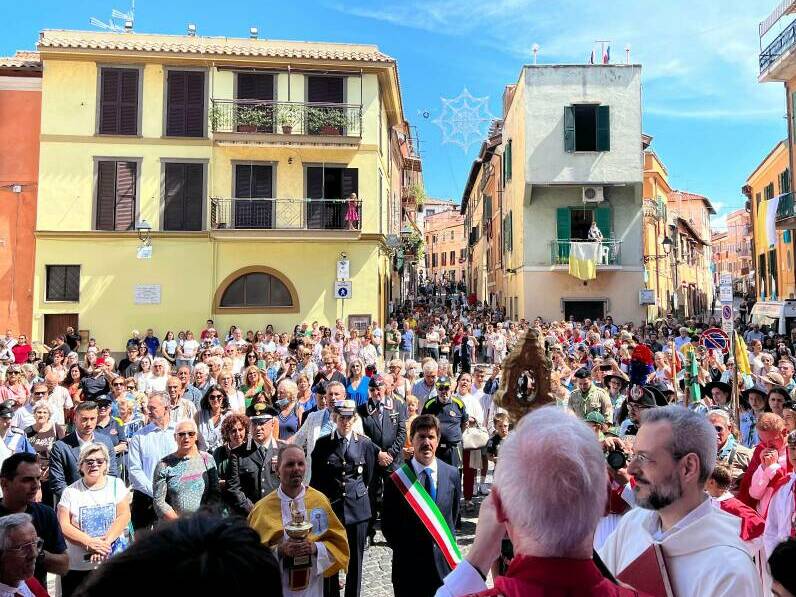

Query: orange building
<box><xmin>0</xmin><ymin>51</ymin><xmax>41</xmax><ymax>336</ymax></box>
<box><xmin>745</xmin><ymin>140</ymin><xmax>795</xmax><ymax>300</ymax></box>
<box><xmin>712</xmin><ymin>209</ymin><xmax>753</xmax><ymax>295</ymax></box>
<box><xmin>424</xmin><ymin>208</ymin><xmax>466</xmax><ymax>284</ymax></box>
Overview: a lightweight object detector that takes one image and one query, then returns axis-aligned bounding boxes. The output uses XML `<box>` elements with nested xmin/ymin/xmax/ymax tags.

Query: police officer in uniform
<box><xmin>227</xmin><ymin>407</ymin><xmax>280</xmax><ymax>515</ymax></box>
<box><xmin>0</xmin><ymin>399</ymin><xmax>34</xmax><ymax>454</ymax></box>
<box><xmin>357</xmin><ymin>374</ymin><xmax>406</xmax><ymax>546</ymax></box>
<box><xmin>420</xmin><ymin>376</ymin><xmax>467</xmax><ymax>469</ymax></box>
<box><xmin>311</xmin><ymin>399</ymin><xmax>377</xmax><ymax>597</ymax></box>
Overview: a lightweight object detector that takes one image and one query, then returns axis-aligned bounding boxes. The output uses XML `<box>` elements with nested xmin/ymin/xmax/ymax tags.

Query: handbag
<box><xmin>462</xmin><ymin>426</ymin><xmax>489</xmax><ymax>450</ymax></box>
<box><xmin>110</xmin><ymin>478</ymin><xmax>134</xmax><ymax>556</ymax></box>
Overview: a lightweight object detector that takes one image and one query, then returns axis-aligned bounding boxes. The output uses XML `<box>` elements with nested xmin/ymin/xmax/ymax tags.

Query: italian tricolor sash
<box><xmin>390</xmin><ymin>462</ymin><xmax>461</xmax><ymax>568</ymax></box>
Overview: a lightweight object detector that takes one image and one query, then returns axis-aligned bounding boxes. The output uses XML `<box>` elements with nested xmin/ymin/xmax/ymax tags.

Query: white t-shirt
<box><xmin>180</xmin><ymin>339</ymin><xmax>199</xmax><ymax>359</ymax></box>
<box><xmin>58</xmin><ymin>476</ymin><xmax>130</xmax><ymax>570</ymax></box>
<box><xmin>48</xmin><ymin>386</ymin><xmax>73</xmax><ymax>426</ymax></box>
<box><xmin>162</xmin><ymin>339</ymin><xmax>178</xmax><ymax>357</ymax></box>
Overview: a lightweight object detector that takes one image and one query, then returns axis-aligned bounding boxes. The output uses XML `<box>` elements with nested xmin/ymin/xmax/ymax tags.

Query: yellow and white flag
<box><xmin>568</xmin><ymin>241</ymin><xmax>601</xmax><ymax>281</ymax></box>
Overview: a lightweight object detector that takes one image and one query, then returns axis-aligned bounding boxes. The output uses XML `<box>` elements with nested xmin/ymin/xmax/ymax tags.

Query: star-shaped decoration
<box><xmin>432</xmin><ymin>88</ymin><xmax>496</xmax><ymax>153</ymax></box>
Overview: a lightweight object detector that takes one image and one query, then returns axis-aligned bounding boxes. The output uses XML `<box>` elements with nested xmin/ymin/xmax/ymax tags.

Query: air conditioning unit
<box><xmin>582</xmin><ymin>186</ymin><xmax>605</xmax><ymax>203</ymax></box>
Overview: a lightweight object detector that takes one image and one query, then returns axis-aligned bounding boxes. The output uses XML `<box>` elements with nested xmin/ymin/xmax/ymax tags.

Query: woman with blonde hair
<box><xmin>275</xmin><ymin>379</ymin><xmax>300</xmax><ymax>440</ymax></box>
<box><xmin>146</xmin><ymin>357</ymin><xmax>169</xmax><ymax>394</ymax></box>
<box><xmin>344</xmin><ymin>329</ymin><xmax>361</xmax><ymax>365</ymax></box>
<box><xmin>217</xmin><ymin>370</ymin><xmax>245</xmax><ymax>414</ymax></box>
<box><xmin>134</xmin><ymin>355</ymin><xmax>153</xmax><ymax>393</ymax></box>
<box><xmin>388</xmin><ymin>359</ymin><xmax>411</xmax><ymax>399</ymax></box>
<box><xmin>345</xmin><ymin>358</ymin><xmax>370</xmax><ymax>406</ymax></box>
<box><xmin>57</xmin><ymin>442</ymin><xmax>131</xmax><ymax>596</ymax></box>
<box><xmin>240</xmin><ymin>365</ymin><xmax>265</xmax><ymax>409</ymax></box>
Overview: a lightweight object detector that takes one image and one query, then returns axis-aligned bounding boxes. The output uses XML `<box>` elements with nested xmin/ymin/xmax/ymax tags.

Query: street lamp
<box><xmin>642</xmin><ymin>235</ymin><xmax>673</xmax><ymax>263</ymax></box>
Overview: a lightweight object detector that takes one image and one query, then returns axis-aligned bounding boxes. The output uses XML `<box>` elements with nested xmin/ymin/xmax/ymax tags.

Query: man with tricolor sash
<box><xmin>383</xmin><ymin>414</ymin><xmax>461</xmax><ymax>597</ymax></box>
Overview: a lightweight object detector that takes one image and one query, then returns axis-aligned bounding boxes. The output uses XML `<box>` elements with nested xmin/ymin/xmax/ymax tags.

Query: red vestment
<box><xmin>463</xmin><ymin>555</ymin><xmax>651</xmax><ymax>597</ymax></box>
<box><xmin>717</xmin><ymin>496</ymin><xmax>765</xmax><ymax>542</ymax></box>
<box><xmin>737</xmin><ymin>444</ymin><xmax>792</xmax><ymax>512</ymax></box>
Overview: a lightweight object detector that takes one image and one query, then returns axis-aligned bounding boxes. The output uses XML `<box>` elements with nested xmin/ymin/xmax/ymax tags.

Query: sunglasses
<box><xmin>83</xmin><ymin>458</ymin><xmax>106</xmax><ymax>466</ymax></box>
<box><xmin>32</xmin><ymin>391</ymin><xmax>47</xmax><ymax>395</ymax></box>
<box><xmin>126</xmin><ymin>385</ymin><xmax>136</xmax><ymax>390</ymax></box>
<box><xmin>176</xmin><ymin>431</ymin><xmax>197</xmax><ymax>438</ymax></box>
<box><xmin>208</xmin><ymin>395</ymin><xmax>224</xmax><ymax>401</ymax></box>
<box><xmin>113</xmin><ymin>382</ymin><xmax>125</xmax><ymax>387</ymax></box>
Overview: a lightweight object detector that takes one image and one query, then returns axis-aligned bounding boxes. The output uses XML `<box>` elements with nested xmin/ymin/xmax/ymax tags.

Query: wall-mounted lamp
<box><xmin>136</xmin><ymin>220</ymin><xmax>152</xmax><ymax>245</ymax></box>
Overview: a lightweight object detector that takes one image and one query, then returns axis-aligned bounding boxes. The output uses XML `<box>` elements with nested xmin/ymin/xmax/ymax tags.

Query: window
<box><xmin>780</xmin><ymin>169</ymin><xmax>791</xmax><ymax>194</ymax></box>
<box><xmin>96</xmin><ymin>160</ymin><xmax>137</xmax><ymax>231</ymax></box>
<box><xmin>306</xmin><ymin>166</ymin><xmax>358</xmax><ymax>229</ymax></box>
<box><xmin>166</xmin><ymin>70</ymin><xmax>205</xmax><ymax>137</ymax></box>
<box><xmin>503</xmin><ymin>211</ymin><xmax>513</xmax><ymax>253</ymax></box>
<box><xmin>99</xmin><ymin>68</ymin><xmax>139</xmax><ymax>135</ymax></box>
<box><xmin>235</xmin><ymin>73</ymin><xmax>275</xmax><ymax>133</ymax></box>
<box><xmin>765</xmin><ymin>183</ymin><xmax>775</xmax><ymax>201</ymax></box>
<box><xmin>425</xmin><ymin>209</ymin><xmax>434</xmax><ymax>217</ymax></box>
<box><xmin>564</xmin><ymin>105</ymin><xmax>610</xmax><ymax>152</ymax></box>
<box><xmin>442</xmin><ymin>252</ymin><xmax>447</xmax><ymax>266</ymax></box>
<box><xmin>432</xmin><ymin>253</ymin><xmax>438</xmax><ymax>267</ymax></box>
<box><xmin>216</xmin><ymin>268</ymin><xmax>298</xmax><ymax>312</ymax></box>
<box><xmin>234</xmin><ymin>164</ymin><xmax>274</xmax><ymax>229</ymax></box>
<box><xmin>502</xmin><ymin>141</ymin><xmax>512</xmax><ymax>184</ymax></box>
<box><xmin>164</xmin><ymin>163</ymin><xmax>204</xmax><ymax>231</ymax></box>
<box><xmin>307</xmin><ymin>76</ymin><xmax>345</xmax><ymax>135</ymax></box>
<box><xmin>460</xmin><ymin>248</ymin><xmax>466</xmax><ymax>260</ymax></box>
<box><xmin>450</xmin><ymin>250</ymin><xmax>455</xmax><ymax>264</ymax></box>
<box><xmin>46</xmin><ymin>265</ymin><xmax>80</xmax><ymax>302</ymax></box>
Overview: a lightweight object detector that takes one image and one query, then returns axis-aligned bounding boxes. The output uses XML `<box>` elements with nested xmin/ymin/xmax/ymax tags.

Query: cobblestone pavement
<box><xmin>358</xmin><ymin>478</ymin><xmax>489</xmax><ymax>596</ymax></box>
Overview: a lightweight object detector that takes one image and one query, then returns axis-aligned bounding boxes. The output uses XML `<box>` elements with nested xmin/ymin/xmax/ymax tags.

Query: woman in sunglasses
<box><xmin>152</xmin><ymin>419</ymin><xmax>220</xmax><ymax>522</ymax></box>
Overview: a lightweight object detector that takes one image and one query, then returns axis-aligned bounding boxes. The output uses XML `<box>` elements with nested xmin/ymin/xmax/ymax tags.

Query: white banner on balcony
<box><xmin>764</xmin><ymin>194</ymin><xmax>782</xmax><ymax>249</ymax></box>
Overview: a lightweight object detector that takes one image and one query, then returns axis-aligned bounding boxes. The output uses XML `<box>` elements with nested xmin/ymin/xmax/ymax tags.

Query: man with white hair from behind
<box><xmin>435</xmin><ymin>406</ymin><xmax>646</xmax><ymax>596</ymax></box>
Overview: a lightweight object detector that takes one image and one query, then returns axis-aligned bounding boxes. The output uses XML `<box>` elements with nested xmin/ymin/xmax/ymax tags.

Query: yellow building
<box><xmin>745</xmin><ymin>140</ymin><xmax>795</xmax><ymax>300</ymax></box>
<box><xmin>642</xmin><ymin>142</ymin><xmax>674</xmax><ymax>320</ymax></box>
<box><xmin>33</xmin><ymin>30</ymin><xmax>407</xmax><ymax>348</ymax></box>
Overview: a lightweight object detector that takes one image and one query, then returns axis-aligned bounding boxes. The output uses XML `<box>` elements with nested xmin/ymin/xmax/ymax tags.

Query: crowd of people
<box><xmin>0</xmin><ymin>300</ymin><xmax>794</xmax><ymax>596</ymax></box>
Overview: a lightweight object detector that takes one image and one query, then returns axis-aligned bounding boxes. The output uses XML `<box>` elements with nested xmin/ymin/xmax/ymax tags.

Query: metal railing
<box><xmin>210</xmin><ymin>197</ymin><xmax>362</xmax><ymax>231</ymax></box>
<box><xmin>209</xmin><ymin>99</ymin><xmax>362</xmax><ymax>137</ymax></box>
<box><xmin>550</xmin><ymin>239</ymin><xmax>623</xmax><ymax>265</ymax></box>
<box><xmin>760</xmin><ymin>20</ymin><xmax>796</xmax><ymax>72</ymax></box>
<box><xmin>776</xmin><ymin>192</ymin><xmax>795</xmax><ymax>220</ymax></box>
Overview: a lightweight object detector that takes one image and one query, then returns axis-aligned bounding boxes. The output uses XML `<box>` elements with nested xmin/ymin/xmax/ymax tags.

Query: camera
<box><xmin>606</xmin><ymin>450</ymin><xmax>627</xmax><ymax>470</ymax></box>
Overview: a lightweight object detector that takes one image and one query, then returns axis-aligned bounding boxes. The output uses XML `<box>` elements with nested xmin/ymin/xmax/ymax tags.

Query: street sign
<box><xmin>334</xmin><ymin>281</ymin><xmax>352</xmax><ymax>299</ymax></box>
<box><xmin>719</xmin><ymin>285</ymin><xmax>733</xmax><ymax>303</ymax></box>
<box><xmin>639</xmin><ymin>289</ymin><xmax>656</xmax><ymax>305</ymax></box>
<box><xmin>720</xmin><ymin>273</ymin><xmax>732</xmax><ymax>286</ymax></box>
<box><xmin>336</xmin><ymin>259</ymin><xmax>350</xmax><ymax>280</ymax></box>
<box><xmin>700</xmin><ymin>327</ymin><xmax>730</xmax><ymax>354</ymax></box>
<box><xmin>721</xmin><ymin>304</ymin><xmax>734</xmax><ymax>335</ymax></box>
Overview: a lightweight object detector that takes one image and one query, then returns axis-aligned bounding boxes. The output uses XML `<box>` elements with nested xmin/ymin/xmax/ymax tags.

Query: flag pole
<box><xmin>670</xmin><ymin>339</ymin><xmax>681</xmax><ymax>405</ymax></box>
<box><xmin>732</xmin><ymin>331</ymin><xmax>741</xmax><ymax>427</ymax></box>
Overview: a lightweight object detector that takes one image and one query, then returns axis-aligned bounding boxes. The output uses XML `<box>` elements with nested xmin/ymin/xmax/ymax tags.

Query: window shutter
<box><xmin>503</xmin><ymin>210</ymin><xmax>513</xmax><ymax>253</ymax></box>
<box><xmin>307</xmin><ymin>76</ymin><xmax>344</xmax><ymax>103</ymax></box>
<box><xmin>506</xmin><ymin>140</ymin><xmax>512</xmax><ymax>180</ymax></box>
<box><xmin>342</xmin><ymin>168</ymin><xmax>359</xmax><ymax>198</ymax></box>
<box><xmin>237</xmin><ymin>73</ymin><xmax>274</xmax><ymax>100</ymax></box>
<box><xmin>167</xmin><ymin>71</ymin><xmax>205</xmax><ymax>137</ymax></box>
<box><xmin>184</xmin><ymin>163</ymin><xmax>204</xmax><ymax>231</ymax></box>
<box><xmin>119</xmin><ymin>69</ymin><xmax>139</xmax><ymax>135</ymax></box>
<box><xmin>555</xmin><ymin>207</ymin><xmax>570</xmax><ymax>262</ymax></box>
<box><xmin>114</xmin><ymin>161</ymin><xmax>136</xmax><ymax>230</ymax></box>
<box><xmin>595</xmin><ymin>207</ymin><xmax>612</xmax><ymax>239</ymax></box>
<box><xmin>99</xmin><ymin>69</ymin><xmax>120</xmax><ymax>134</ymax></box>
<box><xmin>596</xmin><ymin>105</ymin><xmax>610</xmax><ymax>151</ymax></box>
<box><xmin>307</xmin><ymin>167</ymin><xmax>324</xmax><ymax>199</ymax></box>
<box><xmin>792</xmin><ymin>91</ymin><xmax>796</xmax><ymax>140</ymax></box>
<box><xmin>164</xmin><ymin>163</ymin><xmax>185</xmax><ymax>230</ymax></box>
<box><xmin>252</xmin><ymin>165</ymin><xmax>273</xmax><ymax>198</ymax></box>
<box><xmin>96</xmin><ymin>161</ymin><xmax>117</xmax><ymax>230</ymax></box>
<box><xmin>564</xmin><ymin>106</ymin><xmax>576</xmax><ymax>152</ymax></box>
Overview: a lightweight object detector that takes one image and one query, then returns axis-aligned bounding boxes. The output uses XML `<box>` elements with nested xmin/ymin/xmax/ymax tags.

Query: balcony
<box><xmin>760</xmin><ymin>19</ymin><xmax>796</xmax><ymax>80</ymax></box>
<box><xmin>550</xmin><ymin>240</ymin><xmax>623</xmax><ymax>267</ymax></box>
<box><xmin>776</xmin><ymin>192</ymin><xmax>796</xmax><ymax>229</ymax></box>
<box><xmin>209</xmin><ymin>99</ymin><xmax>362</xmax><ymax>145</ymax></box>
<box><xmin>210</xmin><ymin>198</ymin><xmax>361</xmax><ymax>232</ymax></box>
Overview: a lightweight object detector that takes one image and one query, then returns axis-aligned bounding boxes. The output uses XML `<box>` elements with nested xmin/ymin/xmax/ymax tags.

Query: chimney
<box><xmin>187</xmin><ymin>23</ymin><xmax>197</xmax><ymax>36</ymax></box>
<box><xmin>250</xmin><ymin>27</ymin><xmax>259</xmax><ymax>39</ymax></box>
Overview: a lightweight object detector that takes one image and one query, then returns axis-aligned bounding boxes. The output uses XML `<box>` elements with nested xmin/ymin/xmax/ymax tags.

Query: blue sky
<box><xmin>1</xmin><ymin>0</ymin><xmax>788</xmax><ymax>229</ymax></box>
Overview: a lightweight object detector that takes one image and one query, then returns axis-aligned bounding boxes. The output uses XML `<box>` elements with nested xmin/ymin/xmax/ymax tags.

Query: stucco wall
<box><xmin>522</xmin><ymin>65</ymin><xmax>642</xmax><ymax>185</ymax></box>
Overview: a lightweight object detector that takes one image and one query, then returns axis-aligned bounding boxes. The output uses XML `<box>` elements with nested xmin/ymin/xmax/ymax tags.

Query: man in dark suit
<box><xmin>310</xmin><ymin>399</ymin><xmax>378</xmax><ymax>597</ymax></box>
<box><xmin>383</xmin><ymin>414</ymin><xmax>460</xmax><ymax>597</ymax></box>
<box><xmin>49</xmin><ymin>401</ymin><xmax>118</xmax><ymax>502</ymax></box>
<box><xmin>226</xmin><ymin>408</ymin><xmax>280</xmax><ymax>515</ymax></box>
<box><xmin>357</xmin><ymin>374</ymin><xmax>406</xmax><ymax>545</ymax></box>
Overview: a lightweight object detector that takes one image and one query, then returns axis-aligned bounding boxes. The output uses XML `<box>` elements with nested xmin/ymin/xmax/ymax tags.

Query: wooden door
<box><xmin>43</xmin><ymin>314</ymin><xmax>79</xmax><ymax>345</ymax></box>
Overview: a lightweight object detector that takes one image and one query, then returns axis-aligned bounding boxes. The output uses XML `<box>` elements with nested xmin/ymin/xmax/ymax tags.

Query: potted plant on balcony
<box><xmin>277</xmin><ymin>103</ymin><xmax>303</xmax><ymax>134</ymax></box>
<box><xmin>208</xmin><ymin>105</ymin><xmax>225</xmax><ymax>132</ymax></box>
<box><xmin>411</xmin><ymin>184</ymin><xmax>427</xmax><ymax>212</ymax></box>
<box><xmin>236</xmin><ymin>105</ymin><xmax>271</xmax><ymax>133</ymax></box>
<box><xmin>307</xmin><ymin>106</ymin><xmax>350</xmax><ymax>136</ymax></box>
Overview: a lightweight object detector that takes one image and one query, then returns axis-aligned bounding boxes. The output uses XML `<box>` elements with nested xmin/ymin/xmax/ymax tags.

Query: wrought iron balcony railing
<box><xmin>550</xmin><ymin>240</ymin><xmax>623</xmax><ymax>266</ymax></box>
<box><xmin>210</xmin><ymin>197</ymin><xmax>362</xmax><ymax>231</ymax></box>
<box><xmin>209</xmin><ymin>99</ymin><xmax>362</xmax><ymax>137</ymax></box>
<box><xmin>760</xmin><ymin>20</ymin><xmax>796</xmax><ymax>73</ymax></box>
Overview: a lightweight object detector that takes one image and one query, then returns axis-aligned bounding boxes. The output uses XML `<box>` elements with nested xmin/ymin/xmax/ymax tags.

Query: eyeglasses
<box><xmin>83</xmin><ymin>458</ymin><xmax>106</xmax><ymax>466</ymax></box>
<box><xmin>6</xmin><ymin>538</ymin><xmax>44</xmax><ymax>555</ymax></box>
<box><xmin>32</xmin><ymin>391</ymin><xmax>47</xmax><ymax>395</ymax></box>
<box><xmin>167</xmin><ymin>385</ymin><xmax>180</xmax><ymax>390</ymax></box>
<box><xmin>112</xmin><ymin>382</ymin><xmax>125</xmax><ymax>387</ymax></box>
<box><xmin>176</xmin><ymin>431</ymin><xmax>197</xmax><ymax>438</ymax></box>
<box><xmin>208</xmin><ymin>395</ymin><xmax>224</xmax><ymax>401</ymax></box>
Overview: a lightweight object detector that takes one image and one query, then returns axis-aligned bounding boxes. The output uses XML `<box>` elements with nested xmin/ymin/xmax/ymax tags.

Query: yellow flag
<box><xmin>568</xmin><ymin>242</ymin><xmax>600</xmax><ymax>281</ymax></box>
<box><xmin>734</xmin><ymin>331</ymin><xmax>751</xmax><ymax>376</ymax></box>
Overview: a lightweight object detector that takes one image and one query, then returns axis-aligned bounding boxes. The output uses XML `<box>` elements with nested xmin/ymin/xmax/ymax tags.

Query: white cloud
<box><xmin>711</xmin><ymin>212</ymin><xmax>729</xmax><ymax>231</ymax></box>
<box><xmin>328</xmin><ymin>0</ymin><xmax>784</xmax><ymax>121</ymax></box>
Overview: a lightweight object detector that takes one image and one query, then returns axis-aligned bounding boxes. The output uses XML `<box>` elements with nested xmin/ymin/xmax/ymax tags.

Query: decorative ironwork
<box><xmin>775</xmin><ymin>192</ymin><xmax>795</xmax><ymax>220</ymax></box>
<box><xmin>210</xmin><ymin>198</ymin><xmax>361</xmax><ymax>231</ymax></box>
<box><xmin>760</xmin><ymin>21</ymin><xmax>796</xmax><ymax>72</ymax></box>
<box><xmin>209</xmin><ymin>99</ymin><xmax>362</xmax><ymax>137</ymax></box>
<box><xmin>549</xmin><ymin>240</ymin><xmax>622</xmax><ymax>265</ymax></box>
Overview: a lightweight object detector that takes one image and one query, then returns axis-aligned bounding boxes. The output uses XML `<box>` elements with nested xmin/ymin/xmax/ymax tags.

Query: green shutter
<box><xmin>564</xmin><ymin>106</ymin><xmax>575</xmax><ymax>152</ymax></box>
<box><xmin>483</xmin><ymin>195</ymin><xmax>492</xmax><ymax>219</ymax></box>
<box><xmin>596</xmin><ymin>105</ymin><xmax>610</xmax><ymax>151</ymax></box>
<box><xmin>595</xmin><ymin>207</ymin><xmax>612</xmax><ymax>239</ymax></box>
<box><xmin>507</xmin><ymin>211</ymin><xmax>513</xmax><ymax>252</ymax></box>
<box><xmin>556</xmin><ymin>207</ymin><xmax>571</xmax><ymax>262</ymax></box>
<box><xmin>506</xmin><ymin>140</ymin><xmax>513</xmax><ymax>180</ymax></box>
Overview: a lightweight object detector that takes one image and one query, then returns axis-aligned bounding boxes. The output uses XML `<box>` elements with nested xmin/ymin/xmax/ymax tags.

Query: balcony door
<box><xmin>307</xmin><ymin>76</ymin><xmax>345</xmax><ymax>135</ymax></box>
<box><xmin>306</xmin><ymin>166</ymin><xmax>358</xmax><ymax>229</ymax></box>
<box><xmin>236</xmin><ymin>73</ymin><xmax>274</xmax><ymax>133</ymax></box>
<box><xmin>234</xmin><ymin>164</ymin><xmax>274</xmax><ymax>229</ymax></box>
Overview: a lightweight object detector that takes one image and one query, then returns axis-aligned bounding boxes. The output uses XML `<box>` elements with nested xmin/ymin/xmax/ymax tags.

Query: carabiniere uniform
<box><xmin>421</xmin><ymin>395</ymin><xmax>468</xmax><ymax>469</ymax></box>
<box><xmin>310</xmin><ymin>427</ymin><xmax>378</xmax><ymax>597</ymax></box>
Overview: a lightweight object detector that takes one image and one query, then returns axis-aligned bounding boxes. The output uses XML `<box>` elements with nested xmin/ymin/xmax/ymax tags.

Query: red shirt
<box><xmin>12</xmin><ymin>343</ymin><xmax>32</xmax><ymax>364</ymax></box>
<box><xmin>466</xmin><ymin>555</ymin><xmax>651</xmax><ymax>597</ymax></box>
